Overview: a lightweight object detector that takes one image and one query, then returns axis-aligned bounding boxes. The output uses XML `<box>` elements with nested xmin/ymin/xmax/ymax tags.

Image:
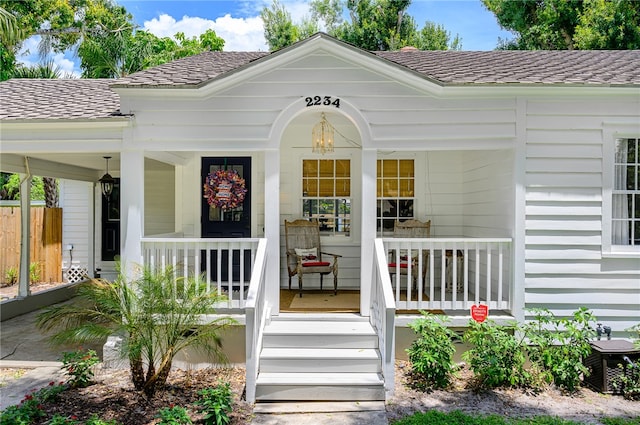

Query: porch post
<box><xmin>18</xmin><ymin>173</ymin><xmax>31</xmax><ymax>297</ymax></box>
<box><xmin>264</xmin><ymin>149</ymin><xmax>280</xmax><ymax>314</ymax></box>
<box><xmin>120</xmin><ymin>150</ymin><xmax>144</xmax><ymax>278</ymax></box>
<box><xmin>360</xmin><ymin>148</ymin><xmax>377</xmax><ymax>315</ymax></box>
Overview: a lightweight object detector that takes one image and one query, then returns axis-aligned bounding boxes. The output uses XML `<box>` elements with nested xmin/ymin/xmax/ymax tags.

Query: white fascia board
<box><xmin>440</xmin><ymin>84</ymin><xmax>640</xmax><ymax>99</ymax></box>
<box><xmin>0</xmin><ymin>118</ymin><xmax>131</xmax><ymax>131</ymax></box>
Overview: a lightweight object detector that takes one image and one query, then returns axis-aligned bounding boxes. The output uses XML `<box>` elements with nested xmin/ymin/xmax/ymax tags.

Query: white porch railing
<box><xmin>244</xmin><ymin>239</ymin><xmax>269</xmax><ymax>404</ymax></box>
<box><xmin>382</xmin><ymin>237</ymin><xmax>512</xmax><ymax>312</ymax></box>
<box><xmin>371</xmin><ymin>239</ymin><xmax>397</xmax><ymax>396</ymax></box>
<box><xmin>141</xmin><ymin>237</ymin><xmax>261</xmax><ymax>309</ymax></box>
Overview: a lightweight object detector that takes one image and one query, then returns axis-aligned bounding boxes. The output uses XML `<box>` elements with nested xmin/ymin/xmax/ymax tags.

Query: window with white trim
<box><xmin>377</xmin><ymin>159</ymin><xmax>415</xmax><ymax>236</ymax></box>
<box><xmin>612</xmin><ymin>138</ymin><xmax>640</xmax><ymax>246</ymax></box>
<box><xmin>302</xmin><ymin>159</ymin><xmax>351</xmax><ymax>236</ymax></box>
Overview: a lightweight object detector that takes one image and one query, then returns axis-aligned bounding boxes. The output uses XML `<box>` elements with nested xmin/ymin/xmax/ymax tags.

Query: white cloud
<box><xmin>143</xmin><ymin>14</ymin><xmax>268</xmax><ymax>51</ymax></box>
<box><xmin>16</xmin><ymin>35</ymin><xmax>81</xmax><ymax>78</ymax></box>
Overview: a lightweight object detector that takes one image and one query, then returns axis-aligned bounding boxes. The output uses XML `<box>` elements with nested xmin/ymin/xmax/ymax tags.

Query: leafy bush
<box><xmin>61</xmin><ymin>349</ymin><xmax>100</xmax><ymax>388</ymax></box>
<box><xmin>462</xmin><ymin>320</ymin><xmax>534</xmax><ymax>389</ymax></box>
<box><xmin>29</xmin><ymin>262</ymin><xmax>41</xmax><ymax>284</ymax></box>
<box><xmin>3</xmin><ymin>266</ymin><xmax>17</xmax><ymax>286</ymax></box>
<box><xmin>406</xmin><ymin>312</ymin><xmax>459</xmax><ymax>390</ymax></box>
<box><xmin>156</xmin><ymin>405</ymin><xmax>192</xmax><ymax>425</ymax></box>
<box><xmin>196</xmin><ymin>381</ymin><xmax>233</xmax><ymax>425</ymax></box>
<box><xmin>525</xmin><ymin>308</ymin><xmax>596</xmax><ymax>392</ymax></box>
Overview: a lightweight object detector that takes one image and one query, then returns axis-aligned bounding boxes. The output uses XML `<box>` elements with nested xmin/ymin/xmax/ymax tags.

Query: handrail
<box><xmin>372</xmin><ymin>238</ymin><xmax>396</xmax><ymax>396</ymax></box>
<box><xmin>244</xmin><ymin>238</ymin><xmax>269</xmax><ymax>404</ymax></box>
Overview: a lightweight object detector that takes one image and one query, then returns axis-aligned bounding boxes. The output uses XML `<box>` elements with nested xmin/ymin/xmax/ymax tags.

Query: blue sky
<box><xmin>18</xmin><ymin>0</ymin><xmax>513</xmax><ymax>76</ymax></box>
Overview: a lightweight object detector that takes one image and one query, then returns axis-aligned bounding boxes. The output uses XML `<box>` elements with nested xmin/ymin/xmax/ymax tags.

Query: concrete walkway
<box><xmin>0</xmin><ymin>302</ymin><xmax>389</xmax><ymax>423</ymax></box>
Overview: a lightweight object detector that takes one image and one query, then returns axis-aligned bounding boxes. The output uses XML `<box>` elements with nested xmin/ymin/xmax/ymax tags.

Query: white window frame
<box><xmin>602</xmin><ymin>125</ymin><xmax>640</xmax><ymax>257</ymax></box>
<box><xmin>300</xmin><ymin>157</ymin><xmax>352</xmax><ymax>238</ymax></box>
<box><xmin>376</xmin><ymin>158</ymin><xmax>416</xmax><ymax>236</ymax></box>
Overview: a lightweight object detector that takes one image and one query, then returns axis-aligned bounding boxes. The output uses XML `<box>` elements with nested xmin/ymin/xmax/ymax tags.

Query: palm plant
<box><xmin>36</xmin><ymin>264</ymin><xmax>235</xmax><ymax>397</ymax></box>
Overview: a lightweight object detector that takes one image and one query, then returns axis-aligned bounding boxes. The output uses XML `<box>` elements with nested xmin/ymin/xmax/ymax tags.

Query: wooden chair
<box><xmin>284</xmin><ymin>219</ymin><xmax>342</xmax><ymax>297</ymax></box>
<box><xmin>389</xmin><ymin>219</ymin><xmax>431</xmax><ymax>290</ymax></box>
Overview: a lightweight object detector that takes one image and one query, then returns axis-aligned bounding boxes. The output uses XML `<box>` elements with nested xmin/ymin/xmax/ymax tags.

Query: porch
<box><xmin>141</xmin><ymin>235</ymin><xmax>514</xmax><ymax>402</ymax></box>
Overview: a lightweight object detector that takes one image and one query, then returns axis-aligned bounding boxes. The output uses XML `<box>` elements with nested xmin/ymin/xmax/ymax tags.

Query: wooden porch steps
<box><xmin>255</xmin><ymin>314</ymin><xmax>385</xmax><ymax>402</ymax></box>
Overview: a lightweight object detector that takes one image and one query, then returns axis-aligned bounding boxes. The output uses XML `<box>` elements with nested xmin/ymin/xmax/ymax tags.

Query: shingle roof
<box><xmin>0</xmin><ymin>79</ymin><xmax>122</xmax><ymax>121</ymax></box>
<box><xmin>114</xmin><ymin>51</ymin><xmax>268</xmax><ymax>88</ymax></box>
<box><xmin>375</xmin><ymin>50</ymin><xmax>640</xmax><ymax>85</ymax></box>
<box><xmin>111</xmin><ymin>39</ymin><xmax>640</xmax><ymax>88</ymax></box>
<box><xmin>2</xmin><ymin>39</ymin><xmax>639</xmax><ymax>122</ymax></box>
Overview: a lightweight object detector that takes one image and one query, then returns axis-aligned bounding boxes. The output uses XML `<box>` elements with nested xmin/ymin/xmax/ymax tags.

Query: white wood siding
<box><xmin>144</xmin><ymin>159</ymin><xmax>175</xmax><ymax>236</ymax></box>
<box><xmin>524</xmin><ymin>97</ymin><xmax>640</xmax><ymax>333</ymax></box>
<box><xmin>59</xmin><ymin>180</ymin><xmax>92</xmax><ymax>274</ymax></box>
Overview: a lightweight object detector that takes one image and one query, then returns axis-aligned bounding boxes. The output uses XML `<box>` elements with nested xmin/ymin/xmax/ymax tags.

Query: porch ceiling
<box><xmin>1</xmin><ymin>153</ymin><xmax>178</xmax><ymax>179</ymax></box>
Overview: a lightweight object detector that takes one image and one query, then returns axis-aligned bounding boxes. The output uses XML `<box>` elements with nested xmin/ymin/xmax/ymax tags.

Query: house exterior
<box><xmin>1</xmin><ymin>33</ymin><xmax>639</xmax><ymax>402</ymax></box>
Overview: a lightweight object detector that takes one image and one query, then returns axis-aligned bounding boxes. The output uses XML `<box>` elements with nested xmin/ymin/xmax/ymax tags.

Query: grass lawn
<box><xmin>390</xmin><ymin>411</ymin><xmax>640</xmax><ymax>425</ymax></box>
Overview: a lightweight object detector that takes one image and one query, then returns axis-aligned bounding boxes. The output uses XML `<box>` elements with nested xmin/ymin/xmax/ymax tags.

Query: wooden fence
<box><xmin>0</xmin><ymin>207</ymin><xmax>62</xmax><ymax>284</ymax></box>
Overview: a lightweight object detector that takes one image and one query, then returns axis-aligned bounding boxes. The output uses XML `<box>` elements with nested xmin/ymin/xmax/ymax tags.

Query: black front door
<box><xmin>201</xmin><ymin>157</ymin><xmax>251</xmax><ymax>283</ymax></box>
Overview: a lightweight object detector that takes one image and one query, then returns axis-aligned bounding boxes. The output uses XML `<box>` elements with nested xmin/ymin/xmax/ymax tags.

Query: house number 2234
<box><xmin>305</xmin><ymin>96</ymin><xmax>341</xmax><ymax>108</ymax></box>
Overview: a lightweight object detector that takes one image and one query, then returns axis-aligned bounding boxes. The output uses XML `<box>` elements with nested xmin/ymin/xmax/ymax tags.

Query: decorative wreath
<box><xmin>203</xmin><ymin>169</ymin><xmax>247</xmax><ymax>210</ymax></box>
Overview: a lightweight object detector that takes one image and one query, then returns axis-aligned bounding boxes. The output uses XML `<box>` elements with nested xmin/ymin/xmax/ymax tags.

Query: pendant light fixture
<box><xmin>99</xmin><ymin>156</ymin><xmax>115</xmax><ymax>198</ymax></box>
<box><xmin>312</xmin><ymin>113</ymin><xmax>335</xmax><ymax>155</ymax></box>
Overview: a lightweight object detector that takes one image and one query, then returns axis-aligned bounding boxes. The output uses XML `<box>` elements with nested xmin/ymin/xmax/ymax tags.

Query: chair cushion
<box><xmin>302</xmin><ymin>261</ymin><xmax>331</xmax><ymax>267</ymax></box>
<box><xmin>388</xmin><ymin>263</ymin><xmax>409</xmax><ymax>268</ymax></box>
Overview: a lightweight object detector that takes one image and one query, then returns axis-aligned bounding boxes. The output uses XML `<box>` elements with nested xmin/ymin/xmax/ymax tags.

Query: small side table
<box><xmin>583</xmin><ymin>340</ymin><xmax>640</xmax><ymax>394</ymax></box>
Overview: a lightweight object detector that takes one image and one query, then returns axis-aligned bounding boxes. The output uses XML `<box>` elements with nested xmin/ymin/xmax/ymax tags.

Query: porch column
<box><xmin>18</xmin><ymin>173</ymin><xmax>31</xmax><ymax>297</ymax></box>
<box><xmin>360</xmin><ymin>148</ymin><xmax>377</xmax><ymax>315</ymax></box>
<box><xmin>120</xmin><ymin>150</ymin><xmax>144</xmax><ymax>278</ymax></box>
<box><xmin>264</xmin><ymin>149</ymin><xmax>280</xmax><ymax>314</ymax></box>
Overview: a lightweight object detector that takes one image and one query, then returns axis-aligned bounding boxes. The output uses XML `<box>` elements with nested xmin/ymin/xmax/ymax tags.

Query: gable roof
<box><xmin>1</xmin><ymin>33</ymin><xmax>639</xmax><ymax>121</ymax></box>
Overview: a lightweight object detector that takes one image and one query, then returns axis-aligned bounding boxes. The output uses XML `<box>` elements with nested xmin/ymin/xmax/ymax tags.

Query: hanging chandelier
<box><xmin>312</xmin><ymin>113</ymin><xmax>335</xmax><ymax>154</ymax></box>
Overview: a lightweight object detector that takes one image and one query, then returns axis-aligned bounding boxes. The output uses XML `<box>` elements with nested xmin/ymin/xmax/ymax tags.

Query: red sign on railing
<box><xmin>471</xmin><ymin>304</ymin><xmax>489</xmax><ymax>323</ymax></box>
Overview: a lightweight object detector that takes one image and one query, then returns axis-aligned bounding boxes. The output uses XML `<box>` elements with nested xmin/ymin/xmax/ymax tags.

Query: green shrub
<box><xmin>3</xmin><ymin>266</ymin><xmax>17</xmax><ymax>286</ymax></box>
<box><xmin>462</xmin><ymin>320</ymin><xmax>533</xmax><ymax>389</ymax></box>
<box><xmin>196</xmin><ymin>382</ymin><xmax>233</xmax><ymax>425</ymax></box>
<box><xmin>156</xmin><ymin>405</ymin><xmax>192</xmax><ymax>425</ymax></box>
<box><xmin>29</xmin><ymin>262</ymin><xmax>40</xmax><ymax>284</ymax></box>
<box><xmin>525</xmin><ymin>308</ymin><xmax>596</xmax><ymax>392</ymax></box>
<box><xmin>406</xmin><ymin>312</ymin><xmax>459</xmax><ymax>390</ymax></box>
<box><xmin>61</xmin><ymin>349</ymin><xmax>99</xmax><ymax>388</ymax></box>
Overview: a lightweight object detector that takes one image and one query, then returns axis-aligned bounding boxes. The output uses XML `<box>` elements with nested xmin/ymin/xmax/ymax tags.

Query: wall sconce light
<box><xmin>312</xmin><ymin>113</ymin><xmax>335</xmax><ymax>155</ymax></box>
<box><xmin>99</xmin><ymin>156</ymin><xmax>115</xmax><ymax>198</ymax></box>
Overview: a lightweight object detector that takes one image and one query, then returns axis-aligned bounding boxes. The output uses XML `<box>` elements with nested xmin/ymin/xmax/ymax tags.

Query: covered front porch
<box><xmin>140</xmin><ymin>233</ymin><xmax>514</xmax><ymax>402</ymax></box>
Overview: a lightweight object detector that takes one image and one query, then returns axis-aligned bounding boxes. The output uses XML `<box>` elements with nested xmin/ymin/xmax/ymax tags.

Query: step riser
<box><xmin>263</xmin><ymin>335</ymin><xmax>378</xmax><ymax>348</ymax></box>
<box><xmin>260</xmin><ymin>359</ymin><xmax>381</xmax><ymax>373</ymax></box>
<box><xmin>255</xmin><ymin>385</ymin><xmax>385</xmax><ymax>401</ymax></box>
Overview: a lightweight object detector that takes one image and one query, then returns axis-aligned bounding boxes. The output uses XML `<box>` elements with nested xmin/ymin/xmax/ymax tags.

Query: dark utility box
<box><xmin>583</xmin><ymin>340</ymin><xmax>640</xmax><ymax>394</ymax></box>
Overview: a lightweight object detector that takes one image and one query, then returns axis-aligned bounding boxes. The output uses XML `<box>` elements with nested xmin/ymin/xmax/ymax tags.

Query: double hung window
<box><xmin>377</xmin><ymin>159</ymin><xmax>415</xmax><ymax>235</ymax></box>
<box><xmin>302</xmin><ymin>159</ymin><xmax>351</xmax><ymax>236</ymax></box>
<box><xmin>612</xmin><ymin>138</ymin><xmax>640</xmax><ymax>246</ymax></box>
